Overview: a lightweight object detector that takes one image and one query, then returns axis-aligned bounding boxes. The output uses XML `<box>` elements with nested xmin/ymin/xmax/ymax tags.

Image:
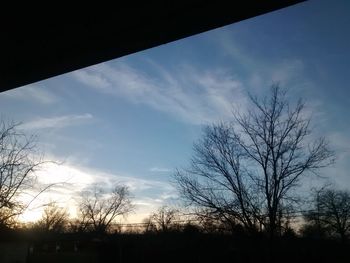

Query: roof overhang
<box><xmin>1</xmin><ymin>1</ymin><xmax>305</xmax><ymax>93</ymax></box>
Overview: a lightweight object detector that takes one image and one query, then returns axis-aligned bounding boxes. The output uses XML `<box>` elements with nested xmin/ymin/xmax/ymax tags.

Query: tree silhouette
<box><xmin>304</xmin><ymin>187</ymin><xmax>350</xmax><ymax>242</ymax></box>
<box><xmin>174</xmin><ymin>85</ymin><xmax>334</xmax><ymax>238</ymax></box>
<box><xmin>0</xmin><ymin>119</ymin><xmax>46</xmax><ymax>227</ymax></box>
<box><xmin>34</xmin><ymin>202</ymin><xmax>69</xmax><ymax>233</ymax></box>
<box><xmin>147</xmin><ymin>206</ymin><xmax>179</xmax><ymax>233</ymax></box>
<box><xmin>78</xmin><ymin>183</ymin><xmax>133</xmax><ymax>234</ymax></box>
<box><xmin>142</xmin><ymin>217</ymin><xmax>157</xmax><ymax>233</ymax></box>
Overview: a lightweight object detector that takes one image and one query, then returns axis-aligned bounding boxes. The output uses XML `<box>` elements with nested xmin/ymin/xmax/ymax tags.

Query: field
<box><xmin>1</xmin><ymin>232</ymin><xmax>349</xmax><ymax>263</ymax></box>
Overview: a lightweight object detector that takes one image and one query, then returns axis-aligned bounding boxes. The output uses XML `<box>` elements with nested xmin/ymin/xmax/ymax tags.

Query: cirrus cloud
<box><xmin>20</xmin><ymin>113</ymin><xmax>93</xmax><ymax>130</ymax></box>
<box><xmin>72</xmin><ymin>62</ymin><xmax>247</xmax><ymax>125</ymax></box>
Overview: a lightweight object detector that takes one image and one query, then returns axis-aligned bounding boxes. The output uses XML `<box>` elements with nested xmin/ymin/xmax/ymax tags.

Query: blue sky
<box><xmin>1</xmin><ymin>0</ymin><xmax>350</xmax><ymax>222</ymax></box>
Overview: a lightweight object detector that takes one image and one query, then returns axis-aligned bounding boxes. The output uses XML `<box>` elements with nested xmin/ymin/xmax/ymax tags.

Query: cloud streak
<box><xmin>212</xmin><ymin>29</ymin><xmax>307</xmax><ymax>92</ymax></box>
<box><xmin>2</xmin><ymin>84</ymin><xmax>57</xmax><ymax>104</ymax></box>
<box><xmin>71</xmin><ymin>31</ymin><xmax>308</xmax><ymax>126</ymax></box>
<box><xmin>149</xmin><ymin>167</ymin><xmax>171</xmax><ymax>173</ymax></box>
<box><xmin>20</xmin><ymin>113</ymin><xmax>93</xmax><ymax>130</ymax></box>
<box><xmin>72</xmin><ymin>62</ymin><xmax>246</xmax><ymax>125</ymax></box>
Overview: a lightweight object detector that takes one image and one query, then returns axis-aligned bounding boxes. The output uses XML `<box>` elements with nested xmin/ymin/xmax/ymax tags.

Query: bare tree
<box><xmin>142</xmin><ymin>217</ymin><xmax>157</xmax><ymax>233</ymax></box>
<box><xmin>34</xmin><ymin>202</ymin><xmax>69</xmax><ymax>233</ymax></box>
<box><xmin>78</xmin><ymin>183</ymin><xmax>133</xmax><ymax>234</ymax></box>
<box><xmin>174</xmin><ymin>85</ymin><xmax>334</xmax><ymax>238</ymax></box>
<box><xmin>304</xmin><ymin>188</ymin><xmax>350</xmax><ymax>242</ymax></box>
<box><xmin>147</xmin><ymin>206</ymin><xmax>179</xmax><ymax>232</ymax></box>
<box><xmin>67</xmin><ymin>218</ymin><xmax>86</xmax><ymax>233</ymax></box>
<box><xmin>0</xmin><ymin>119</ymin><xmax>46</xmax><ymax>227</ymax></box>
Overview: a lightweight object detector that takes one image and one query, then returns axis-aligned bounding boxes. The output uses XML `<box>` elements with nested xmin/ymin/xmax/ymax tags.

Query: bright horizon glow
<box><xmin>18</xmin><ymin>162</ymin><xmax>175</xmax><ymax>224</ymax></box>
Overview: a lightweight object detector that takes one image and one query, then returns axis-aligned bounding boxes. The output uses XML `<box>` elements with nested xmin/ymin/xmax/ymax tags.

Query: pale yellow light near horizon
<box><xmin>17</xmin><ymin>162</ymin><xmax>160</xmax><ymax>224</ymax></box>
<box><xmin>17</xmin><ymin>162</ymin><xmax>91</xmax><ymax>223</ymax></box>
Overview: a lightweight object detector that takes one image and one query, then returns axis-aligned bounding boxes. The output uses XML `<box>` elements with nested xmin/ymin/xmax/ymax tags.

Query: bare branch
<box><xmin>77</xmin><ymin>183</ymin><xmax>133</xmax><ymax>233</ymax></box>
<box><xmin>174</xmin><ymin>85</ymin><xmax>334</xmax><ymax>237</ymax></box>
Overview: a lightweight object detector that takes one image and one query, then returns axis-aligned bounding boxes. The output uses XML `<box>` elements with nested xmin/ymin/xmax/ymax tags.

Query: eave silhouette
<box><xmin>1</xmin><ymin>1</ymin><xmax>305</xmax><ymax>93</ymax></box>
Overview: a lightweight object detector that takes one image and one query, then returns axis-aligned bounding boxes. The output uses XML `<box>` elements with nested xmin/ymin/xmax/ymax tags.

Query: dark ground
<box><xmin>0</xmin><ymin>229</ymin><xmax>349</xmax><ymax>263</ymax></box>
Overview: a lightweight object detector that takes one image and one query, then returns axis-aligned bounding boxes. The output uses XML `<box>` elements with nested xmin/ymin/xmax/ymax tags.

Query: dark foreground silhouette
<box><xmin>0</xmin><ymin>227</ymin><xmax>349</xmax><ymax>263</ymax></box>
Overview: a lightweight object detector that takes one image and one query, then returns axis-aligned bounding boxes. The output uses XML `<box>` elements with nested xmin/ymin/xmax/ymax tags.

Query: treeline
<box><xmin>3</xmin><ymin>186</ymin><xmax>350</xmax><ymax>243</ymax></box>
<box><xmin>2</xmin><ymin>219</ymin><xmax>350</xmax><ymax>263</ymax></box>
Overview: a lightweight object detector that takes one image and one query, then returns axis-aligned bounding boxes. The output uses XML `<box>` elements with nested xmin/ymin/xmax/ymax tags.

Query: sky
<box><xmin>1</xmin><ymin>0</ymin><xmax>350</xmax><ymax>223</ymax></box>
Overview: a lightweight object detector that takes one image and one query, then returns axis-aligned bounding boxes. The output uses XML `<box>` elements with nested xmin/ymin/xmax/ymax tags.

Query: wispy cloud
<box><xmin>213</xmin><ymin>29</ymin><xmax>307</xmax><ymax>92</ymax></box>
<box><xmin>20</xmin><ymin>113</ymin><xmax>93</xmax><ymax>130</ymax></box>
<box><xmin>73</xmin><ymin>70</ymin><xmax>111</xmax><ymax>90</ymax></box>
<box><xmin>72</xmin><ymin>62</ymin><xmax>246</xmax><ymax>125</ymax></box>
<box><xmin>149</xmin><ymin>167</ymin><xmax>171</xmax><ymax>173</ymax></box>
<box><xmin>2</xmin><ymin>84</ymin><xmax>57</xmax><ymax>104</ymax></box>
<box><xmin>71</xmin><ymin>30</ymin><xmax>308</xmax><ymax>126</ymax></box>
